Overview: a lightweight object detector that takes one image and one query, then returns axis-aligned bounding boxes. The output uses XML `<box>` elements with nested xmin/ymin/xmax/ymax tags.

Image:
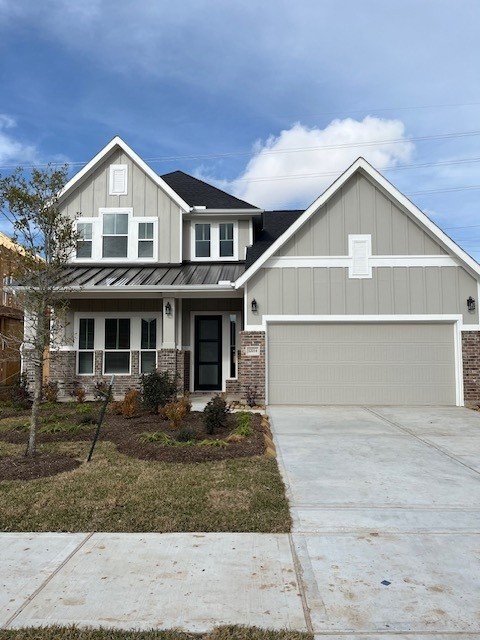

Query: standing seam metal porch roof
<box><xmin>55</xmin><ymin>264</ymin><xmax>246</xmax><ymax>288</ymax></box>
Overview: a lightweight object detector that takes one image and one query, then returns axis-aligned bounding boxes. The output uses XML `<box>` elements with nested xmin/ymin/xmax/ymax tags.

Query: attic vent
<box><xmin>348</xmin><ymin>234</ymin><xmax>372</xmax><ymax>278</ymax></box>
<box><xmin>109</xmin><ymin>165</ymin><xmax>128</xmax><ymax>195</ymax></box>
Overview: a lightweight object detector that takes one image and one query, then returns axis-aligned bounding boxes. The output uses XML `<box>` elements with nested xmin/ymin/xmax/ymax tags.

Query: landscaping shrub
<box><xmin>178</xmin><ymin>393</ymin><xmax>192</xmax><ymax>414</ymax></box>
<box><xmin>93</xmin><ymin>380</ymin><xmax>110</xmax><ymax>400</ymax></box>
<box><xmin>43</xmin><ymin>381</ymin><xmax>59</xmax><ymax>403</ymax></box>
<box><xmin>140</xmin><ymin>431</ymin><xmax>175</xmax><ymax>445</ymax></box>
<box><xmin>70</xmin><ymin>382</ymin><xmax>86</xmax><ymax>403</ymax></box>
<box><xmin>108</xmin><ymin>401</ymin><xmax>124</xmax><ymax>416</ymax></box>
<box><xmin>176</xmin><ymin>425</ymin><xmax>196</xmax><ymax>442</ymax></box>
<box><xmin>122</xmin><ymin>388</ymin><xmax>140</xmax><ymax>418</ymax></box>
<box><xmin>9</xmin><ymin>373</ymin><xmax>31</xmax><ymax>408</ymax></box>
<box><xmin>141</xmin><ymin>370</ymin><xmax>178</xmax><ymax>413</ymax></box>
<box><xmin>163</xmin><ymin>399</ymin><xmax>187</xmax><ymax>429</ymax></box>
<box><xmin>245</xmin><ymin>385</ymin><xmax>258</xmax><ymax>408</ymax></box>
<box><xmin>203</xmin><ymin>394</ymin><xmax>229</xmax><ymax>435</ymax></box>
<box><xmin>234</xmin><ymin>411</ymin><xmax>252</xmax><ymax>437</ymax></box>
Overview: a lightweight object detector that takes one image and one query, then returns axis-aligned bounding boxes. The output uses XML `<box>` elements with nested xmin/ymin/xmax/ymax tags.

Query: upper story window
<box><xmin>76</xmin><ymin>222</ymin><xmax>92</xmax><ymax>258</ymax></box>
<box><xmin>103</xmin><ymin>212</ymin><xmax>128</xmax><ymax>258</ymax></box>
<box><xmin>109</xmin><ymin>164</ymin><xmax>128</xmax><ymax>195</ymax></box>
<box><xmin>192</xmin><ymin>221</ymin><xmax>237</xmax><ymax>261</ymax></box>
<box><xmin>138</xmin><ymin>222</ymin><xmax>154</xmax><ymax>258</ymax></box>
<box><xmin>74</xmin><ymin>208</ymin><xmax>157</xmax><ymax>262</ymax></box>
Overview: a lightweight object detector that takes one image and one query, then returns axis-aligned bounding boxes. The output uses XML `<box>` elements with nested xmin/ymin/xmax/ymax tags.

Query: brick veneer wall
<box><xmin>36</xmin><ymin>348</ymin><xmax>190</xmax><ymax>400</ymax></box>
<box><xmin>238</xmin><ymin>331</ymin><xmax>266</xmax><ymax>405</ymax></box>
<box><xmin>462</xmin><ymin>331</ymin><xmax>480</xmax><ymax>405</ymax></box>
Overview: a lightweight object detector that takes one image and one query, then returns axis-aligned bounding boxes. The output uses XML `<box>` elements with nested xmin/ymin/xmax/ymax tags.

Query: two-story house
<box><xmin>41</xmin><ymin>137</ymin><xmax>480</xmax><ymax>406</ymax></box>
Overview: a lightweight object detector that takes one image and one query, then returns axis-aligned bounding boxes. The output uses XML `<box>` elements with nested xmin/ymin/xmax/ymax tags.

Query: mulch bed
<box><xmin>0</xmin><ymin>453</ymin><xmax>81</xmax><ymax>481</ymax></box>
<box><xmin>0</xmin><ymin>407</ymin><xmax>266</xmax><ymax>479</ymax></box>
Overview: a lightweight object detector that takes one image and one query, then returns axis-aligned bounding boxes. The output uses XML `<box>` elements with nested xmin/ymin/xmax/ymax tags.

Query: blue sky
<box><xmin>1</xmin><ymin>0</ymin><xmax>480</xmax><ymax>255</ymax></box>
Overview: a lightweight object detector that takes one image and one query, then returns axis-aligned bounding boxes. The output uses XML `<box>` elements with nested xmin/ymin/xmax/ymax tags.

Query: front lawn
<box><xmin>0</xmin><ymin>402</ymin><xmax>290</xmax><ymax>533</ymax></box>
<box><xmin>0</xmin><ymin>625</ymin><xmax>312</xmax><ymax>640</ymax></box>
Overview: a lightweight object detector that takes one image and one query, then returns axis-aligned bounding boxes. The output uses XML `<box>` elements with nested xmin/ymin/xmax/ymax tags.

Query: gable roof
<box><xmin>161</xmin><ymin>170</ymin><xmax>260</xmax><ymax>211</ymax></box>
<box><xmin>246</xmin><ymin>210</ymin><xmax>303</xmax><ymax>268</ymax></box>
<box><xmin>236</xmin><ymin>157</ymin><xmax>480</xmax><ymax>288</ymax></box>
<box><xmin>59</xmin><ymin>137</ymin><xmax>191</xmax><ymax>211</ymax></box>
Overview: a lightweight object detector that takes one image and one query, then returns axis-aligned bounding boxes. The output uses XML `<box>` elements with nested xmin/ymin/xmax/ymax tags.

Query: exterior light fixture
<box><xmin>165</xmin><ymin>301</ymin><xmax>172</xmax><ymax>316</ymax></box>
<box><xmin>251</xmin><ymin>299</ymin><xmax>258</xmax><ymax>313</ymax></box>
<box><xmin>467</xmin><ymin>296</ymin><xmax>476</xmax><ymax>312</ymax></box>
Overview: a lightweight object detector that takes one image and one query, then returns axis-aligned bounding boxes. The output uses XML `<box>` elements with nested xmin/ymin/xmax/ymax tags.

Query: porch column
<box><xmin>162</xmin><ymin>297</ymin><xmax>176</xmax><ymax>348</ymax></box>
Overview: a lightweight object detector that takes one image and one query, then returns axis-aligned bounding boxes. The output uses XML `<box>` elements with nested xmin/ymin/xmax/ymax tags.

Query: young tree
<box><xmin>0</xmin><ymin>165</ymin><xmax>77</xmax><ymax>456</ymax></box>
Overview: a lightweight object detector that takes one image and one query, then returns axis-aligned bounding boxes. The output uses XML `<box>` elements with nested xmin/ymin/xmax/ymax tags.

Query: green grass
<box><xmin>0</xmin><ymin>440</ymin><xmax>291</xmax><ymax>533</ymax></box>
<box><xmin>0</xmin><ymin>626</ymin><xmax>312</xmax><ymax>640</ymax></box>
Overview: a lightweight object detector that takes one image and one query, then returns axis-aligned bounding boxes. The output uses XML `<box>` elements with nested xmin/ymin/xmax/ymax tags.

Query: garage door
<box><xmin>267</xmin><ymin>322</ymin><xmax>457</xmax><ymax>405</ymax></box>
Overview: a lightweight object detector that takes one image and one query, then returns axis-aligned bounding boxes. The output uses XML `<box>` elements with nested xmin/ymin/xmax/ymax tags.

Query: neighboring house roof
<box><xmin>0</xmin><ymin>232</ymin><xmax>26</xmax><ymax>257</ymax></box>
<box><xmin>161</xmin><ymin>170</ymin><xmax>259</xmax><ymax>210</ymax></box>
<box><xmin>56</xmin><ymin>264</ymin><xmax>244</xmax><ymax>291</ymax></box>
<box><xmin>59</xmin><ymin>137</ymin><xmax>192</xmax><ymax>212</ymax></box>
<box><xmin>246</xmin><ymin>210</ymin><xmax>304</xmax><ymax>268</ymax></box>
<box><xmin>236</xmin><ymin>157</ymin><xmax>480</xmax><ymax>288</ymax></box>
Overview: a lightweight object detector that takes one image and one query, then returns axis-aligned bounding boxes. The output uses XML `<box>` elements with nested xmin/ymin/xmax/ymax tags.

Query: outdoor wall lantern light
<box><xmin>467</xmin><ymin>296</ymin><xmax>476</xmax><ymax>312</ymax></box>
<box><xmin>165</xmin><ymin>301</ymin><xmax>172</xmax><ymax>316</ymax></box>
<box><xmin>251</xmin><ymin>299</ymin><xmax>258</xmax><ymax>313</ymax></box>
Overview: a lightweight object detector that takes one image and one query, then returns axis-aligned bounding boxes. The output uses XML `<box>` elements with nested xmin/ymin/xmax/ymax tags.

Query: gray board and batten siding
<box><xmin>59</xmin><ymin>148</ymin><xmax>182</xmax><ymax>263</ymax></box>
<box><xmin>246</xmin><ymin>173</ymin><xmax>479</xmax><ymax>326</ymax></box>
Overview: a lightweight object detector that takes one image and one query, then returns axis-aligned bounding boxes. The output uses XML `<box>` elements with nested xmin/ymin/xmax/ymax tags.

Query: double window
<box><xmin>74</xmin><ymin>209</ymin><xmax>157</xmax><ymax>261</ymax></box>
<box><xmin>193</xmin><ymin>222</ymin><xmax>236</xmax><ymax>260</ymax></box>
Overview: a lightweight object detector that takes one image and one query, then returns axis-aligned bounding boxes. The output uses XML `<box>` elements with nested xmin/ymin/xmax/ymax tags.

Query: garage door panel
<box><xmin>268</xmin><ymin>323</ymin><xmax>457</xmax><ymax>405</ymax></box>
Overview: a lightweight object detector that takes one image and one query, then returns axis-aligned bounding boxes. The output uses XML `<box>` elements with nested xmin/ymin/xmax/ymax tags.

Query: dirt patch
<box><xmin>0</xmin><ymin>453</ymin><xmax>81</xmax><ymax>481</ymax></box>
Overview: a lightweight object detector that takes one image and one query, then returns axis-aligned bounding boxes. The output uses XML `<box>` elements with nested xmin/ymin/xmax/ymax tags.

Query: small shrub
<box><xmin>245</xmin><ymin>385</ymin><xmax>258</xmax><ymax>408</ymax></box>
<box><xmin>70</xmin><ymin>382</ymin><xmax>86</xmax><ymax>403</ymax></box>
<box><xmin>234</xmin><ymin>411</ymin><xmax>252</xmax><ymax>437</ymax></box>
<box><xmin>141</xmin><ymin>369</ymin><xmax>178</xmax><ymax>413</ymax></box>
<box><xmin>9</xmin><ymin>373</ymin><xmax>31</xmax><ymax>408</ymax></box>
<box><xmin>108</xmin><ymin>401</ymin><xmax>124</xmax><ymax>415</ymax></box>
<box><xmin>178</xmin><ymin>393</ymin><xmax>192</xmax><ymax>414</ymax></box>
<box><xmin>43</xmin><ymin>380</ymin><xmax>59</xmax><ymax>403</ymax></box>
<box><xmin>122</xmin><ymin>388</ymin><xmax>140</xmax><ymax>418</ymax></box>
<box><xmin>176</xmin><ymin>425</ymin><xmax>196</xmax><ymax>443</ymax></box>
<box><xmin>163</xmin><ymin>399</ymin><xmax>187</xmax><ymax>430</ymax></box>
<box><xmin>75</xmin><ymin>402</ymin><xmax>93</xmax><ymax>415</ymax></box>
<box><xmin>203</xmin><ymin>394</ymin><xmax>229</xmax><ymax>435</ymax></box>
<box><xmin>93</xmin><ymin>380</ymin><xmax>110</xmax><ymax>400</ymax></box>
<box><xmin>140</xmin><ymin>431</ymin><xmax>175</xmax><ymax>445</ymax></box>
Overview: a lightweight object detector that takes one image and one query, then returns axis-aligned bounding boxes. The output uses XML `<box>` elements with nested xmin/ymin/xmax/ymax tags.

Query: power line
<box><xmin>2</xmin><ymin>128</ymin><xmax>480</xmax><ymax>170</ymax></box>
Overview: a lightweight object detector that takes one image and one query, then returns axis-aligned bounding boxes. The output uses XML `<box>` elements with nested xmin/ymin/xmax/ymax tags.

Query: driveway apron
<box><xmin>269</xmin><ymin>405</ymin><xmax>480</xmax><ymax>639</ymax></box>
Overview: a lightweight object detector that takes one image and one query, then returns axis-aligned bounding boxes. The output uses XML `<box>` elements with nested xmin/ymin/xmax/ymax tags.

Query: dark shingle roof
<box><xmin>246</xmin><ymin>210</ymin><xmax>304</xmax><ymax>268</ymax></box>
<box><xmin>161</xmin><ymin>170</ymin><xmax>259</xmax><ymax>210</ymax></box>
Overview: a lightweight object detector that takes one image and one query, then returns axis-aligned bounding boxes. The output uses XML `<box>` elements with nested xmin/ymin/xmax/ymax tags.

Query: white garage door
<box><xmin>267</xmin><ymin>322</ymin><xmax>458</xmax><ymax>405</ymax></box>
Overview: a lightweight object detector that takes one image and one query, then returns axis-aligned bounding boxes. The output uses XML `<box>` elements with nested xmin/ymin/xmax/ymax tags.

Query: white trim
<box><xmin>235</xmin><ymin>157</ymin><xmax>480</xmax><ymax>288</ymax></box>
<box><xmin>264</xmin><ymin>255</ymin><xmax>459</xmax><ymax>269</ymax></box>
<box><xmin>190</xmin><ymin>220</ymin><xmax>239</xmax><ymax>262</ymax></box>
<box><xmin>262</xmin><ymin>314</ymin><xmax>464</xmax><ymax>407</ymax></box>
<box><xmin>348</xmin><ymin>234</ymin><xmax>372</xmax><ymax>278</ymax></box>
<box><xmin>190</xmin><ymin>311</ymin><xmax>231</xmax><ymax>392</ymax></box>
<box><xmin>109</xmin><ymin>164</ymin><xmax>128</xmax><ymax>195</ymax></box>
<box><xmin>59</xmin><ymin>136</ymin><xmax>191</xmax><ymax>212</ymax></box>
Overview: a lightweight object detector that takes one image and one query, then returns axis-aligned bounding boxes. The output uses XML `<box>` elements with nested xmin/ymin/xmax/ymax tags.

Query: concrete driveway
<box><xmin>269</xmin><ymin>405</ymin><xmax>480</xmax><ymax>639</ymax></box>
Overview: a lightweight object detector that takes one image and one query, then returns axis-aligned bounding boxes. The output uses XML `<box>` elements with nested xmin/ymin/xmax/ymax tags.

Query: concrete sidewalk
<box><xmin>0</xmin><ymin>532</ymin><xmax>307</xmax><ymax>632</ymax></box>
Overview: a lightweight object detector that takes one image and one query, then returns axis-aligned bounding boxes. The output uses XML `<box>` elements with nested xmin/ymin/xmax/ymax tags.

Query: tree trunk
<box><xmin>26</xmin><ymin>358</ymin><xmax>42</xmax><ymax>457</ymax></box>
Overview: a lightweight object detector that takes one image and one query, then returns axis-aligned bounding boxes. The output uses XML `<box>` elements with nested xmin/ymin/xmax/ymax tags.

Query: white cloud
<box><xmin>0</xmin><ymin>115</ymin><xmax>38</xmax><ymax>166</ymax></box>
<box><xmin>208</xmin><ymin>117</ymin><xmax>414</xmax><ymax>209</ymax></box>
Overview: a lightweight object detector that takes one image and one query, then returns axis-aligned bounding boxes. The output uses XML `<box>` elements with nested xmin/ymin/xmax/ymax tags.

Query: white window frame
<box><xmin>72</xmin><ymin>209</ymin><xmax>158</xmax><ymax>262</ymax></box>
<box><xmin>74</xmin><ymin>312</ymin><xmax>162</xmax><ymax>376</ymax></box>
<box><xmin>190</xmin><ymin>220</ymin><xmax>238</xmax><ymax>261</ymax></box>
<box><xmin>140</xmin><ymin>316</ymin><xmax>158</xmax><ymax>373</ymax></box>
<box><xmin>77</xmin><ymin>317</ymin><xmax>95</xmax><ymax>375</ymax></box>
<box><xmin>109</xmin><ymin>164</ymin><xmax>128</xmax><ymax>195</ymax></box>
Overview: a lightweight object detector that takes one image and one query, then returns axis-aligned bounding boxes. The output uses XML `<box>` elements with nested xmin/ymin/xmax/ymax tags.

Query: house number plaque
<box><xmin>243</xmin><ymin>345</ymin><xmax>261</xmax><ymax>356</ymax></box>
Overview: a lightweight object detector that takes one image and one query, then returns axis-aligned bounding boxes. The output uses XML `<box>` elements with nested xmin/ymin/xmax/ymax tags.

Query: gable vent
<box><xmin>109</xmin><ymin>165</ymin><xmax>128</xmax><ymax>195</ymax></box>
<box><xmin>349</xmin><ymin>234</ymin><xmax>372</xmax><ymax>278</ymax></box>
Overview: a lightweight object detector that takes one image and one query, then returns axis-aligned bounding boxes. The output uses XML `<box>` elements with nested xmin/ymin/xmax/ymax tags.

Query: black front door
<box><xmin>194</xmin><ymin>315</ymin><xmax>222</xmax><ymax>390</ymax></box>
